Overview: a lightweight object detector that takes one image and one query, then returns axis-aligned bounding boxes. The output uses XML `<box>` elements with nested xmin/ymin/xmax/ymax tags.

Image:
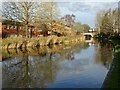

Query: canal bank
<box><xmin>2</xmin><ymin>35</ymin><xmax>85</xmax><ymax>49</ymax></box>
<box><xmin>2</xmin><ymin>41</ymin><xmax>87</xmax><ymax>61</ymax></box>
<box><xmin>102</xmin><ymin>39</ymin><xmax>120</xmax><ymax>88</ymax></box>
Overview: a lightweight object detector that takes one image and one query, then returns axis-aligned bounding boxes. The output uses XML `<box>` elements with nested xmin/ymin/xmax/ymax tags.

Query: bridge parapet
<box><xmin>83</xmin><ymin>33</ymin><xmax>95</xmax><ymax>37</ymax></box>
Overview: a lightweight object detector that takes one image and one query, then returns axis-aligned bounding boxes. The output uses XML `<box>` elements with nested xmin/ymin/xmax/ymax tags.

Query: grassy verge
<box><xmin>103</xmin><ymin>39</ymin><xmax>120</xmax><ymax>88</ymax></box>
<box><xmin>2</xmin><ymin>35</ymin><xmax>85</xmax><ymax>49</ymax></box>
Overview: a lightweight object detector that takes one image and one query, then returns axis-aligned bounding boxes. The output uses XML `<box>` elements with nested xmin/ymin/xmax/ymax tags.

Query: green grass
<box><xmin>2</xmin><ymin>37</ymin><xmax>24</xmax><ymax>47</ymax></box>
<box><xmin>103</xmin><ymin>40</ymin><xmax>120</xmax><ymax>88</ymax></box>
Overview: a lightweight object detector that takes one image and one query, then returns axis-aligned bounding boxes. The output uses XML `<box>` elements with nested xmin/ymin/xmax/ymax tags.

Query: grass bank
<box><xmin>102</xmin><ymin>39</ymin><xmax>120</xmax><ymax>88</ymax></box>
<box><xmin>2</xmin><ymin>35</ymin><xmax>85</xmax><ymax>49</ymax></box>
<box><xmin>2</xmin><ymin>41</ymin><xmax>88</xmax><ymax>61</ymax></box>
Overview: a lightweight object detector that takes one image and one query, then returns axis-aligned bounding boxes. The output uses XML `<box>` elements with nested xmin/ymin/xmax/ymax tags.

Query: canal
<box><xmin>2</xmin><ymin>39</ymin><xmax>114</xmax><ymax>88</ymax></box>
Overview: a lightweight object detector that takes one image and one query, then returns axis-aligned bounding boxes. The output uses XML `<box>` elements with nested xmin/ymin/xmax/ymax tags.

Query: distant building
<box><xmin>89</xmin><ymin>28</ymin><xmax>95</xmax><ymax>32</ymax></box>
<box><xmin>2</xmin><ymin>19</ymin><xmax>35</xmax><ymax>38</ymax></box>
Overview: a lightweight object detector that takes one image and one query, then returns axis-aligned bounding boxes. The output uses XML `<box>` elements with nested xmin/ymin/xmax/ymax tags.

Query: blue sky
<box><xmin>0</xmin><ymin>0</ymin><xmax>119</xmax><ymax>27</ymax></box>
<box><xmin>57</xmin><ymin>1</ymin><xmax>118</xmax><ymax>27</ymax></box>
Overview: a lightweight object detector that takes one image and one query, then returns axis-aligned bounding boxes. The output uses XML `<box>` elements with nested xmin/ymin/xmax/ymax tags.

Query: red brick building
<box><xmin>2</xmin><ymin>20</ymin><xmax>36</xmax><ymax>38</ymax></box>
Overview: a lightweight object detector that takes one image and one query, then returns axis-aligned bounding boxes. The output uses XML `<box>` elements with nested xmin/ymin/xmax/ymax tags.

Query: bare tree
<box><xmin>2</xmin><ymin>1</ymin><xmax>60</xmax><ymax>37</ymax></box>
<box><xmin>95</xmin><ymin>10</ymin><xmax>106</xmax><ymax>34</ymax></box>
<box><xmin>36</xmin><ymin>1</ymin><xmax>60</xmax><ymax>23</ymax></box>
<box><xmin>95</xmin><ymin>8</ymin><xmax>119</xmax><ymax>35</ymax></box>
<box><xmin>2</xmin><ymin>1</ymin><xmax>38</xmax><ymax>38</ymax></box>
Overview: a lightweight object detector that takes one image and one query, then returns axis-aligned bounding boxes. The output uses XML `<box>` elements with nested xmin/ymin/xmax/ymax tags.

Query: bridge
<box><xmin>83</xmin><ymin>33</ymin><xmax>96</xmax><ymax>37</ymax></box>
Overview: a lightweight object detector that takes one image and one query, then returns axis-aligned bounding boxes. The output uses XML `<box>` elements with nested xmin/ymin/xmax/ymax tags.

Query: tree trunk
<box><xmin>25</xmin><ymin>25</ymin><xmax>28</xmax><ymax>38</ymax></box>
<box><xmin>17</xmin><ymin>26</ymin><xmax>19</xmax><ymax>36</ymax></box>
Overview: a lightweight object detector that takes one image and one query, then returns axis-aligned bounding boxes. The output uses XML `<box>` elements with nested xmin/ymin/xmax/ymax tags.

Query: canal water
<box><xmin>2</xmin><ymin>40</ymin><xmax>114</xmax><ymax>88</ymax></box>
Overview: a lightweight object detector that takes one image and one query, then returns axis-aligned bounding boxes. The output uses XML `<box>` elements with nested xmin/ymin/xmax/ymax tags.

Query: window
<box><xmin>7</xmin><ymin>25</ymin><xmax>9</xmax><ymax>29</ymax></box>
<box><xmin>10</xmin><ymin>26</ymin><xmax>13</xmax><ymax>29</ymax></box>
<box><xmin>14</xmin><ymin>26</ymin><xmax>17</xmax><ymax>29</ymax></box>
<box><xmin>19</xmin><ymin>27</ymin><xmax>21</xmax><ymax>30</ymax></box>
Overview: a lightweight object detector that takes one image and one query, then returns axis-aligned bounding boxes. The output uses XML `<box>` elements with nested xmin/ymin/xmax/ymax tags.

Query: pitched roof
<box><xmin>2</xmin><ymin>19</ymin><xmax>24</xmax><ymax>26</ymax></box>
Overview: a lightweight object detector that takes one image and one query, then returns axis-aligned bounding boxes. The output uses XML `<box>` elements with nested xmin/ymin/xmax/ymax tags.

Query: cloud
<box><xmin>58</xmin><ymin>2</ymin><xmax>118</xmax><ymax>27</ymax></box>
<box><xmin>57</xmin><ymin>0</ymin><xmax>120</xmax><ymax>3</ymax></box>
<box><xmin>60</xmin><ymin>2</ymin><xmax>118</xmax><ymax>14</ymax></box>
<box><xmin>1</xmin><ymin>0</ymin><xmax>120</xmax><ymax>2</ymax></box>
<box><xmin>69</xmin><ymin>2</ymin><xmax>91</xmax><ymax>12</ymax></box>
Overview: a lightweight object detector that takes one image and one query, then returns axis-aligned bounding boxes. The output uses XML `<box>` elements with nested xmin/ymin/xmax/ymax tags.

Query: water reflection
<box><xmin>96</xmin><ymin>41</ymin><xmax>114</xmax><ymax>70</ymax></box>
<box><xmin>2</xmin><ymin>41</ymin><xmax>114</xmax><ymax>88</ymax></box>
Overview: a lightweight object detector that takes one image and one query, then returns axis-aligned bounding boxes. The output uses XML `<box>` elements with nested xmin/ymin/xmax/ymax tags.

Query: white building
<box><xmin>89</xmin><ymin>28</ymin><xmax>94</xmax><ymax>32</ymax></box>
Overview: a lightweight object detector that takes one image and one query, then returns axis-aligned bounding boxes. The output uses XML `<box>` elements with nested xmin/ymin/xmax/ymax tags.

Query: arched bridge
<box><xmin>83</xmin><ymin>33</ymin><xmax>96</xmax><ymax>37</ymax></box>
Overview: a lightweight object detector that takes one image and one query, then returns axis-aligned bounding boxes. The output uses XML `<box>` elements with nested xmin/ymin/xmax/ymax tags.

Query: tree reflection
<box><xmin>2</xmin><ymin>41</ymin><xmax>114</xmax><ymax>88</ymax></box>
<box><xmin>65</xmin><ymin>50</ymin><xmax>75</xmax><ymax>60</ymax></box>
<box><xmin>95</xmin><ymin>41</ymin><xmax>114</xmax><ymax>70</ymax></box>
<box><xmin>2</xmin><ymin>46</ymin><xmax>59</xmax><ymax>88</ymax></box>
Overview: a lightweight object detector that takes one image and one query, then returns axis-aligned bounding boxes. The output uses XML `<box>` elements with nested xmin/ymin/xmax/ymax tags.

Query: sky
<box><xmin>57</xmin><ymin>1</ymin><xmax>118</xmax><ymax>27</ymax></box>
<box><xmin>0</xmin><ymin>0</ymin><xmax>119</xmax><ymax>27</ymax></box>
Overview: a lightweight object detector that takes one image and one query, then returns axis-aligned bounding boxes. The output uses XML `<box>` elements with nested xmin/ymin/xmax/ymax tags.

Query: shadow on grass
<box><xmin>102</xmin><ymin>40</ymin><xmax>120</xmax><ymax>88</ymax></box>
